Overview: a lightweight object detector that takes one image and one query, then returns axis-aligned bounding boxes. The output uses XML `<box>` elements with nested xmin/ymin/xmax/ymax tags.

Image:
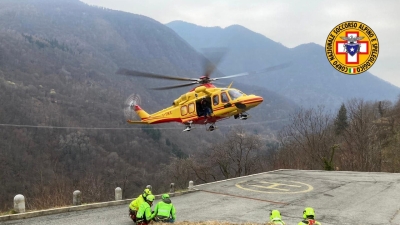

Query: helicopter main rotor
<box><xmin>116</xmin><ymin>48</ymin><xmax>290</xmax><ymax>90</ymax></box>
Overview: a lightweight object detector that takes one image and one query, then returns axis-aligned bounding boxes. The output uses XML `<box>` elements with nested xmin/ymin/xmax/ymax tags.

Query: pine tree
<box><xmin>334</xmin><ymin>103</ymin><xmax>349</xmax><ymax>135</ymax></box>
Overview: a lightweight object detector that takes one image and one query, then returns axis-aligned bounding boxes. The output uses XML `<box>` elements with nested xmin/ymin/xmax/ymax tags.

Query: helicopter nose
<box><xmin>239</xmin><ymin>96</ymin><xmax>263</xmax><ymax>108</ymax></box>
<box><xmin>253</xmin><ymin>96</ymin><xmax>263</xmax><ymax>105</ymax></box>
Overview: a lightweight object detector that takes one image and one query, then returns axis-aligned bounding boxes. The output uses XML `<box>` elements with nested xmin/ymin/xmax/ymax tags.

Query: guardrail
<box><xmin>0</xmin><ymin>181</ymin><xmax>196</xmax><ymax>222</ymax></box>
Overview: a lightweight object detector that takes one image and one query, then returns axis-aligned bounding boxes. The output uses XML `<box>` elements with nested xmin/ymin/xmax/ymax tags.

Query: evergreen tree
<box><xmin>334</xmin><ymin>103</ymin><xmax>349</xmax><ymax>135</ymax></box>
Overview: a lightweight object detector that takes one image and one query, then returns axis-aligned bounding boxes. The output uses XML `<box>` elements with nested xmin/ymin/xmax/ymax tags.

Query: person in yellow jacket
<box><xmin>267</xmin><ymin>210</ymin><xmax>286</xmax><ymax>225</ymax></box>
<box><xmin>136</xmin><ymin>194</ymin><xmax>156</xmax><ymax>225</ymax></box>
<box><xmin>298</xmin><ymin>207</ymin><xmax>321</xmax><ymax>225</ymax></box>
<box><xmin>129</xmin><ymin>188</ymin><xmax>152</xmax><ymax>222</ymax></box>
<box><xmin>153</xmin><ymin>194</ymin><xmax>176</xmax><ymax>223</ymax></box>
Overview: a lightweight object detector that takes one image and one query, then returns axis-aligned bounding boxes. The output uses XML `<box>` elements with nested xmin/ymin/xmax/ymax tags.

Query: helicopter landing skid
<box><xmin>182</xmin><ymin>121</ymin><xmax>193</xmax><ymax>132</ymax></box>
<box><xmin>206</xmin><ymin>123</ymin><xmax>217</xmax><ymax>132</ymax></box>
<box><xmin>239</xmin><ymin>114</ymin><xmax>248</xmax><ymax>120</ymax></box>
<box><xmin>234</xmin><ymin>113</ymin><xmax>249</xmax><ymax>120</ymax></box>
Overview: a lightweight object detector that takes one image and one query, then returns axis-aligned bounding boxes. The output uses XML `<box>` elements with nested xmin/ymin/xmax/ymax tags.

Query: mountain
<box><xmin>0</xmin><ymin>0</ymin><xmax>296</xmax><ymax>210</ymax></box>
<box><xmin>166</xmin><ymin>21</ymin><xmax>400</xmax><ymax>110</ymax></box>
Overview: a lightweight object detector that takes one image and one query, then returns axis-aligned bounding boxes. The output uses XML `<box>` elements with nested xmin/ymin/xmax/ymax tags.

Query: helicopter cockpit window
<box><xmin>213</xmin><ymin>95</ymin><xmax>219</xmax><ymax>105</ymax></box>
<box><xmin>221</xmin><ymin>92</ymin><xmax>229</xmax><ymax>103</ymax></box>
<box><xmin>228</xmin><ymin>89</ymin><xmax>243</xmax><ymax>100</ymax></box>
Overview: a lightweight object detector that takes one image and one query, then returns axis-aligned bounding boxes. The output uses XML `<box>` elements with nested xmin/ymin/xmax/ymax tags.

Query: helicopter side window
<box><xmin>213</xmin><ymin>95</ymin><xmax>219</xmax><ymax>105</ymax></box>
<box><xmin>221</xmin><ymin>92</ymin><xmax>229</xmax><ymax>103</ymax></box>
<box><xmin>188</xmin><ymin>103</ymin><xmax>195</xmax><ymax>113</ymax></box>
<box><xmin>180</xmin><ymin>105</ymin><xmax>188</xmax><ymax>116</ymax></box>
<box><xmin>228</xmin><ymin>89</ymin><xmax>243</xmax><ymax>100</ymax></box>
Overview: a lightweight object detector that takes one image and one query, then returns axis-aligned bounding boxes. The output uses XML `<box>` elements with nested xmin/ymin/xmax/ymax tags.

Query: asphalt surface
<box><xmin>2</xmin><ymin>169</ymin><xmax>400</xmax><ymax>225</ymax></box>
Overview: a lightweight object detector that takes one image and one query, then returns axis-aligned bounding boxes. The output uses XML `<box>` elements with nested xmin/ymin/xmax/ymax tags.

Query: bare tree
<box><xmin>340</xmin><ymin>99</ymin><xmax>381</xmax><ymax>171</ymax></box>
<box><xmin>224</xmin><ymin>127</ymin><xmax>264</xmax><ymax>177</ymax></box>
<box><xmin>166</xmin><ymin>157</ymin><xmax>197</xmax><ymax>189</ymax></box>
<box><xmin>278</xmin><ymin>106</ymin><xmax>336</xmax><ymax>170</ymax></box>
<box><xmin>191</xmin><ymin>127</ymin><xmax>266</xmax><ymax>180</ymax></box>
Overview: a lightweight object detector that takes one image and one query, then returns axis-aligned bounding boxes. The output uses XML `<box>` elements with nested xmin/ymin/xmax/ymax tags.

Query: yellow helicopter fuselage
<box><xmin>128</xmin><ymin>85</ymin><xmax>263</xmax><ymax>125</ymax></box>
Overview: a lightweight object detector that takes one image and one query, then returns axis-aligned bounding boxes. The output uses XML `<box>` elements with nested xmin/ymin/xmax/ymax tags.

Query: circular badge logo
<box><xmin>325</xmin><ymin>21</ymin><xmax>379</xmax><ymax>75</ymax></box>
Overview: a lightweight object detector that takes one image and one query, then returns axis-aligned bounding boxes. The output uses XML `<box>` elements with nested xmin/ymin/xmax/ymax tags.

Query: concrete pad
<box><xmin>182</xmin><ymin>169</ymin><xmax>400</xmax><ymax>224</ymax></box>
<box><xmin>1</xmin><ymin>169</ymin><xmax>400</xmax><ymax>225</ymax></box>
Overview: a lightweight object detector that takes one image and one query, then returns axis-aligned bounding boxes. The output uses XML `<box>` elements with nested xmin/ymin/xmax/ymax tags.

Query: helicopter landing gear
<box><xmin>207</xmin><ymin>123</ymin><xmax>216</xmax><ymax>131</ymax></box>
<box><xmin>234</xmin><ymin>113</ymin><xmax>248</xmax><ymax>120</ymax></box>
<box><xmin>183</xmin><ymin>121</ymin><xmax>192</xmax><ymax>132</ymax></box>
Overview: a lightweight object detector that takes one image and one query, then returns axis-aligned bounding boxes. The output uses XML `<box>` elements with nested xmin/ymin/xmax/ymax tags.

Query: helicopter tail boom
<box><xmin>134</xmin><ymin>105</ymin><xmax>150</xmax><ymax>120</ymax></box>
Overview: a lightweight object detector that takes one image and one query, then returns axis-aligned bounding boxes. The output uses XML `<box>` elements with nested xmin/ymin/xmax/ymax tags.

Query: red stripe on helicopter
<box><xmin>150</xmin><ymin>118</ymin><xmax>182</xmax><ymax>124</ymax></box>
<box><xmin>149</xmin><ymin>116</ymin><xmax>198</xmax><ymax>124</ymax></box>
<box><xmin>147</xmin><ymin>114</ymin><xmax>197</xmax><ymax>121</ymax></box>
<box><xmin>212</xmin><ymin>99</ymin><xmax>263</xmax><ymax>112</ymax></box>
<box><xmin>242</xmin><ymin>97</ymin><xmax>263</xmax><ymax>103</ymax></box>
<box><xmin>147</xmin><ymin>116</ymin><xmax>226</xmax><ymax>125</ymax></box>
<box><xmin>241</xmin><ymin>99</ymin><xmax>263</xmax><ymax>104</ymax></box>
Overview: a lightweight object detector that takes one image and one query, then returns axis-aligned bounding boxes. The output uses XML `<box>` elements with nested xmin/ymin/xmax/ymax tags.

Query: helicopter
<box><xmin>117</xmin><ymin>61</ymin><xmax>289</xmax><ymax>132</ymax></box>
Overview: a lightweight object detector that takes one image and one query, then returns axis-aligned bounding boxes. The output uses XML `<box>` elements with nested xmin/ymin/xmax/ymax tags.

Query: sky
<box><xmin>80</xmin><ymin>0</ymin><xmax>400</xmax><ymax>88</ymax></box>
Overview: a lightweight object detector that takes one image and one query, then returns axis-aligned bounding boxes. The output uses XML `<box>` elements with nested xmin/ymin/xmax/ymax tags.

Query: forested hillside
<box><xmin>0</xmin><ymin>0</ymin><xmax>295</xmax><ymax>211</ymax></box>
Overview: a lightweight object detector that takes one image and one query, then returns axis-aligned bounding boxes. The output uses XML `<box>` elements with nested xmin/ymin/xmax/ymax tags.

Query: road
<box><xmin>2</xmin><ymin>169</ymin><xmax>400</xmax><ymax>225</ymax></box>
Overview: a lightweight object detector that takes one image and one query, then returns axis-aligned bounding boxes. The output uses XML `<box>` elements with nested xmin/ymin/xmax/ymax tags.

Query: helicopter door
<box><xmin>212</xmin><ymin>94</ymin><xmax>220</xmax><ymax>112</ymax></box>
<box><xmin>212</xmin><ymin>94</ymin><xmax>220</xmax><ymax>106</ymax></box>
<box><xmin>196</xmin><ymin>97</ymin><xmax>212</xmax><ymax>117</ymax></box>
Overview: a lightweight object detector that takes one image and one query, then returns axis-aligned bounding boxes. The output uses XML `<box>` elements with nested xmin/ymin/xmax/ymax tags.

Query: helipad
<box><xmin>2</xmin><ymin>169</ymin><xmax>400</xmax><ymax>225</ymax></box>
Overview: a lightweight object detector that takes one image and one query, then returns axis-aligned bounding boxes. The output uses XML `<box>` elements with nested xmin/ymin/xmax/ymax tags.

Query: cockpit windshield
<box><xmin>228</xmin><ymin>89</ymin><xmax>244</xmax><ymax>100</ymax></box>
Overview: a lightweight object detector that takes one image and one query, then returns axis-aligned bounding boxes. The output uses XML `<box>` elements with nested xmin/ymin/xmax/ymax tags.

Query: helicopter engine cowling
<box><xmin>195</xmin><ymin>86</ymin><xmax>206</xmax><ymax>93</ymax></box>
<box><xmin>194</xmin><ymin>86</ymin><xmax>212</xmax><ymax>95</ymax></box>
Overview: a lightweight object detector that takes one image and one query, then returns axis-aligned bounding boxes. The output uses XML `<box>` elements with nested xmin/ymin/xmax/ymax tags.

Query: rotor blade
<box><xmin>201</xmin><ymin>48</ymin><xmax>228</xmax><ymax>78</ymax></box>
<box><xmin>212</xmin><ymin>81</ymin><xmax>226</xmax><ymax>86</ymax></box>
<box><xmin>150</xmin><ymin>82</ymin><xmax>198</xmax><ymax>90</ymax></box>
<box><xmin>204</xmin><ymin>61</ymin><xmax>216</xmax><ymax>78</ymax></box>
<box><xmin>212</xmin><ymin>62</ymin><xmax>291</xmax><ymax>80</ymax></box>
<box><xmin>117</xmin><ymin>68</ymin><xmax>198</xmax><ymax>82</ymax></box>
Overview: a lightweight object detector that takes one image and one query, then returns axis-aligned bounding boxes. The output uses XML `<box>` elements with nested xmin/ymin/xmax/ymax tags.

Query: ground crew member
<box><xmin>153</xmin><ymin>194</ymin><xmax>176</xmax><ymax>223</ymax></box>
<box><xmin>298</xmin><ymin>207</ymin><xmax>321</xmax><ymax>225</ymax></box>
<box><xmin>136</xmin><ymin>194</ymin><xmax>156</xmax><ymax>225</ymax></box>
<box><xmin>267</xmin><ymin>210</ymin><xmax>286</xmax><ymax>225</ymax></box>
<box><xmin>129</xmin><ymin>188</ymin><xmax>152</xmax><ymax>221</ymax></box>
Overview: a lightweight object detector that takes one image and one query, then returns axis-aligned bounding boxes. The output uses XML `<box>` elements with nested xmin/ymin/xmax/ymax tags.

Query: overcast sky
<box><xmin>80</xmin><ymin>0</ymin><xmax>400</xmax><ymax>88</ymax></box>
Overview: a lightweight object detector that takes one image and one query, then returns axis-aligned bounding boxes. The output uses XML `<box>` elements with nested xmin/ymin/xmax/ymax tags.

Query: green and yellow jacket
<box><xmin>153</xmin><ymin>198</ymin><xmax>176</xmax><ymax>220</ymax></box>
<box><xmin>136</xmin><ymin>201</ymin><xmax>154</xmax><ymax>222</ymax></box>
<box><xmin>129</xmin><ymin>194</ymin><xmax>145</xmax><ymax>211</ymax></box>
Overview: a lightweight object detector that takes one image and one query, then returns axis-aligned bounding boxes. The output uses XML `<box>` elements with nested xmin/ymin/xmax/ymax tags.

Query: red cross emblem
<box><xmin>335</xmin><ymin>31</ymin><xmax>369</xmax><ymax>64</ymax></box>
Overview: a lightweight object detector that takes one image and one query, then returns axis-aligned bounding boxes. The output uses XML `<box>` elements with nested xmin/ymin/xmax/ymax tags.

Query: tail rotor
<box><xmin>123</xmin><ymin>93</ymin><xmax>142</xmax><ymax>121</ymax></box>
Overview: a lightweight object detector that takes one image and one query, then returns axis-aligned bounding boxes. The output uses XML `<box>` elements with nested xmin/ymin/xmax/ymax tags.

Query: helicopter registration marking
<box><xmin>161</xmin><ymin>111</ymin><xmax>172</xmax><ymax>117</ymax></box>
